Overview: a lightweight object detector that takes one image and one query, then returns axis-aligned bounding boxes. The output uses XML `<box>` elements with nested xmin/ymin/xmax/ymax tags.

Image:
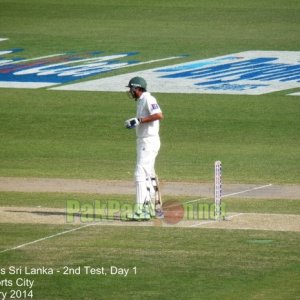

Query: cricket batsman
<box><xmin>124</xmin><ymin>76</ymin><xmax>164</xmax><ymax>221</ymax></box>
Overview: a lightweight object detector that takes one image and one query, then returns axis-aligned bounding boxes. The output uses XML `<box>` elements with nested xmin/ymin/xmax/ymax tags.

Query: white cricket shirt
<box><xmin>136</xmin><ymin>92</ymin><xmax>162</xmax><ymax>138</ymax></box>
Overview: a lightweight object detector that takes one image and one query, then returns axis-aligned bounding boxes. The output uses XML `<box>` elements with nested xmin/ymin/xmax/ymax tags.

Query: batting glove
<box><xmin>124</xmin><ymin>117</ymin><xmax>140</xmax><ymax>129</ymax></box>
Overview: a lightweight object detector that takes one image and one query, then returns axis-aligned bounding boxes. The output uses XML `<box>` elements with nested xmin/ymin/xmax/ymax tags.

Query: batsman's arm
<box><xmin>138</xmin><ymin>112</ymin><xmax>164</xmax><ymax>124</ymax></box>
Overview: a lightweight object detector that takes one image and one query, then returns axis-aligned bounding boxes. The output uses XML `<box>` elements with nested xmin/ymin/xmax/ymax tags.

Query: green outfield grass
<box><xmin>0</xmin><ymin>224</ymin><xmax>299</xmax><ymax>300</ymax></box>
<box><xmin>0</xmin><ymin>90</ymin><xmax>299</xmax><ymax>183</ymax></box>
<box><xmin>0</xmin><ymin>0</ymin><xmax>299</xmax><ymax>183</ymax></box>
<box><xmin>0</xmin><ymin>0</ymin><xmax>299</xmax><ymax>58</ymax></box>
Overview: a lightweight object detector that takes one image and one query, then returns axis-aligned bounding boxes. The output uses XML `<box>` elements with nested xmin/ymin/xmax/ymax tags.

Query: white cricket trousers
<box><xmin>135</xmin><ymin>136</ymin><xmax>160</xmax><ymax>205</ymax></box>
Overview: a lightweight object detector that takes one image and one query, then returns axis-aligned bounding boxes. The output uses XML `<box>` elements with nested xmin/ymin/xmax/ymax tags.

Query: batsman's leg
<box><xmin>151</xmin><ymin>176</ymin><xmax>164</xmax><ymax>218</ymax></box>
<box><xmin>128</xmin><ymin>137</ymin><xmax>162</xmax><ymax>220</ymax></box>
<box><xmin>126</xmin><ymin>181</ymin><xmax>151</xmax><ymax>220</ymax></box>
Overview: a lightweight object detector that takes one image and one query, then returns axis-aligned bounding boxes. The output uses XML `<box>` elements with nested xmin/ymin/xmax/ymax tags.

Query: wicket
<box><xmin>214</xmin><ymin>161</ymin><xmax>222</xmax><ymax>221</ymax></box>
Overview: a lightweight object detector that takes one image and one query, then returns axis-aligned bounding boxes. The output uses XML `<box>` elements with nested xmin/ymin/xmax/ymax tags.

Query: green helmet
<box><xmin>127</xmin><ymin>76</ymin><xmax>147</xmax><ymax>90</ymax></box>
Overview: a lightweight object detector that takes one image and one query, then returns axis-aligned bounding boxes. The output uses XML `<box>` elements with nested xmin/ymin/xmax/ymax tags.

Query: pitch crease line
<box><xmin>222</xmin><ymin>184</ymin><xmax>273</xmax><ymax>198</ymax></box>
<box><xmin>189</xmin><ymin>213</ymin><xmax>244</xmax><ymax>228</ymax></box>
<box><xmin>226</xmin><ymin>213</ymin><xmax>244</xmax><ymax>220</ymax></box>
<box><xmin>0</xmin><ymin>224</ymin><xmax>94</xmax><ymax>254</ymax></box>
<box><xmin>184</xmin><ymin>183</ymin><xmax>272</xmax><ymax>205</ymax></box>
<box><xmin>0</xmin><ymin>184</ymin><xmax>273</xmax><ymax>253</ymax></box>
